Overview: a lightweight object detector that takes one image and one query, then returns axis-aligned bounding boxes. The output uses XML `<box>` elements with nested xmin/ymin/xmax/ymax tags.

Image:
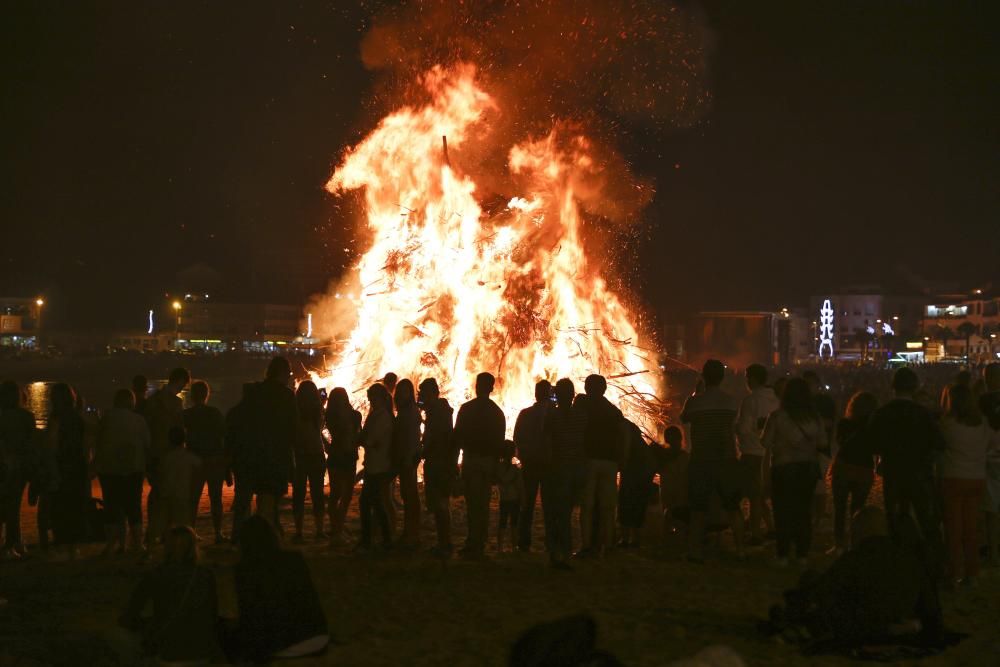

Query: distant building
<box><xmin>922</xmin><ymin>286</ymin><xmax>999</xmax><ymax>362</ymax></box>
<box><xmin>690</xmin><ymin>309</ymin><xmax>810</xmax><ymax>368</ymax></box>
<box><xmin>808</xmin><ymin>286</ymin><xmax>925</xmax><ymax>360</ymax></box>
<box><xmin>0</xmin><ymin>297</ymin><xmax>43</xmax><ymax>350</ymax></box>
<box><xmin>111</xmin><ymin>295</ymin><xmax>315</xmax><ymax>355</ymax></box>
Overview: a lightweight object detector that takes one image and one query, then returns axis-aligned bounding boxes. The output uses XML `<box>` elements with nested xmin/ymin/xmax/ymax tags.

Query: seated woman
<box><xmin>225</xmin><ymin>516</ymin><xmax>329</xmax><ymax>663</ymax></box>
<box><xmin>119</xmin><ymin>525</ymin><xmax>222</xmax><ymax>664</ymax></box>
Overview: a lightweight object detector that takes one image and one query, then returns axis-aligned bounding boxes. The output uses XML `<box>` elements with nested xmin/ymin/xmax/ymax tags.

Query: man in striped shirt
<box><xmin>680</xmin><ymin>359</ymin><xmax>745</xmax><ymax>562</ymax></box>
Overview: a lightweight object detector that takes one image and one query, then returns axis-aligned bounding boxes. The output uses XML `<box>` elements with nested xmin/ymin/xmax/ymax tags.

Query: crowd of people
<box><xmin>1</xmin><ymin>357</ymin><xmax>999</xmax><ymax>661</ymax></box>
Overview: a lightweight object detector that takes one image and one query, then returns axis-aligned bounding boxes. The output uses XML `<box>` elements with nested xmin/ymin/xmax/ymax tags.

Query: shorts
<box><xmin>499</xmin><ymin>500</ymin><xmax>520</xmax><ymax>529</ymax></box>
<box><xmin>687</xmin><ymin>459</ymin><xmax>741</xmax><ymax>513</ymax></box>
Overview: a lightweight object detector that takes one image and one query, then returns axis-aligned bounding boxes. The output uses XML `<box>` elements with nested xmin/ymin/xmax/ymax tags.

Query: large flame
<box><xmin>316</xmin><ymin>64</ymin><xmax>663</xmax><ymax>436</ymax></box>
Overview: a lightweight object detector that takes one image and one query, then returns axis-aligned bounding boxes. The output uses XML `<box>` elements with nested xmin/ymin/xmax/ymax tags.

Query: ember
<box><xmin>313</xmin><ymin>63</ymin><xmax>664</xmax><ymax>436</ymax></box>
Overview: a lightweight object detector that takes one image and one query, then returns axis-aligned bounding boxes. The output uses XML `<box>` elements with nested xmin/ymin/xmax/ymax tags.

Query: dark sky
<box><xmin>2</xmin><ymin>1</ymin><xmax>997</xmax><ymax>330</ymax></box>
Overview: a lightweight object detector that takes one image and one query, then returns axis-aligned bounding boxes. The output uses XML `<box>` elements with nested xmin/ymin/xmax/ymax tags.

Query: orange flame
<box><xmin>316</xmin><ymin>64</ymin><xmax>663</xmax><ymax>435</ymax></box>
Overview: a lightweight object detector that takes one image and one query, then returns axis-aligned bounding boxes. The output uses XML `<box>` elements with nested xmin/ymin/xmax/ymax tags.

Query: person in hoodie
<box><xmin>419</xmin><ymin>378</ymin><xmax>456</xmax><ymax>556</ymax></box>
<box><xmin>736</xmin><ymin>364</ymin><xmax>780</xmax><ymax>546</ymax></box>
<box><xmin>392</xmin><ymin>379</ymin><xmax>422</xmax><ymax>548</ymax></box>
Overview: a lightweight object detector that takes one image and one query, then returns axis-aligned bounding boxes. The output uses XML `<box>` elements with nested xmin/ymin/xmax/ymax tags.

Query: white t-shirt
<box><xmin>939</xmin><ymin>418</ymin><xmax>990</xmax><ymax>480</ymax></box>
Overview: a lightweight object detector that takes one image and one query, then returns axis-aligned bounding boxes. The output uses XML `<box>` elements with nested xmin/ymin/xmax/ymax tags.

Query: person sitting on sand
<box><xmin>223</xmin><ymin>516</ymin><xmax>329</xmax><ymax>663</ymax></box>
<box><xmin>766</xmin><ymin>506</ymin><xmax>943</xmax><ymax>651</ymax></box>
<box><xmin>119</xmin><ymin>525</ymin><xmax>222</xmax><ymax>664</ymax></box>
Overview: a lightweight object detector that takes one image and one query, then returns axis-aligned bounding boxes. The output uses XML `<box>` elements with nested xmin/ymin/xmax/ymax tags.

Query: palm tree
<box><xmin>934</xmin><ymin>324</ymin><xmax>955</xmax><ymax>358</ymax></box>
<box><xmin>957</xmin><ymin>321</ymin><xmax>979</xmax><ymax>362</ymax></box>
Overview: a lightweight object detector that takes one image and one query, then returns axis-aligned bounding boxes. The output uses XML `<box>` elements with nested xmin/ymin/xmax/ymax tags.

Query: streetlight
<box><xmin>172</xmin><ymin>300</ymin><xmax>182</xmax><ymax>348</ymax></box>
<box><xmin>35</xmin><ymin>298</ymin><xmax>44</xmax><ymax>347</ymax></box>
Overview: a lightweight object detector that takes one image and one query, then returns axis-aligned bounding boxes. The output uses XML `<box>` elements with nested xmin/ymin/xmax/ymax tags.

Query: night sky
<box><xmin>2</xmin><ymin>1</ymin><xmax>997</xmax><ymax>331</ymax></box>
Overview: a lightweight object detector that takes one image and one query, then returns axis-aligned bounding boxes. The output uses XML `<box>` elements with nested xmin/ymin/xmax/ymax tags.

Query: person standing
<box><xmin>618</xmin><ymin>421</ymin><xmax>657</xmax><ymax>548</ymax></box>
<box><xmin>292</xmin><ymin>381</ymin><xmax>327</xmax><ymax>543</ymax></box>
<box><xmin>227</xmin><ymin>383</ymin><xmax>256</xmax><ymax>543</ymax></box>
<box><xmin>829</xmin><ymin>391</ymin><xmax>878</xmax><ymax>554</ymax></box>
<box><xmin>392</xmin><ymin>379</ymin><xmax>422</xmax><ymax>548</ymax></box>
<box><xmin>803</xmin><ymin>371</ymin><xmax>837</xmax><ymax>529</ymax></box>
<box><xmin>130</xmin><ymin>375</ymin><xmax>149</xmax><ymax>416</ymax></box>
<box><xmin>454</xmin><ymin>372</ymin><xmax>505</xmax><ymax>559</ymax></box>
<box><xmin>244</xmin><ymin>358</ymin><xmax>297</xmax><ymax>529</ymax></box>
<box><xmin>577</xmin><ymin>374</ymin><xmax>625</xmax><ymax>557</ymax></box>
<box><xmin>156</xmin><ymin>427</ymin><xmax>201</xmax><ymax>535</ymax></box>
<box><xmin>938</xmin><ymin>384</ymin><xmax>991</xmax><ymax>586</ymax></box>
<box><xmin>979</xmin><ymin>363</ymin><xmax>1000</xmax><ymax>566</ymax></box>
<box><xmin>48</xmin><ymin>383</ymin><xmax>89</xmax><ymax>558</ymax></box>
<box><xmin>541</xmin><ymin>378</ymin><xmax>589</xmax><ymax>569</ymax></box>
<box><xmin>183</xmin><ymin>381</ymin><xmax>228</xmax><ymax>544</ymax></box>
<box><xmin>762</xmin><ymin>378</ymin><xmax>828</xmax><ymax>566</ymax></box>
<box><xmin>143</xmin><ymin>367</ymin><xmax>190</xmax><ymax>546</ymax></box>
<box><xmin>95</xmin><ymin>389</ymin><xmax>150</xmax><ymax>554</ymax></box>
<box><xmin>496</xmin><ymin>441</ymin><xmax>524</xmax><ymax>553</ymax></box>
<box><xmin>358</xmin><ymin>384</ymin><xmax>394</xmax><ymax>550</ymax></box>
<box><xmin>325</xmin><ymin>387</ymin><xmax>361</xmax><ymax>546</ymax></box>
<box><xmin>0</xmin><ymin>381</ymin><xmax>37</xmax><ymax>559</ymax></box>
<box><xmin>680</xmin><ymin>360</ymin><xmax>744</xmax><ymax>562</ymax></box>
<box><xmin>736</xmin><ymin>364</ymin><xmax>779</xmax><ymax>546</ymax></box>
<box><xmin>418</xmin><ymin>378</ymin><xmax>455</xmax><ymax>556</ymax></box>
<box><xmin>513</xmin><ymin>380</ymin><xmax>552</xmax><ymax>552</ymax></box>
<box><xmin>869</xmin><ymin>367</ymin><xmax>946</xmax><ymax>580</ymax></box>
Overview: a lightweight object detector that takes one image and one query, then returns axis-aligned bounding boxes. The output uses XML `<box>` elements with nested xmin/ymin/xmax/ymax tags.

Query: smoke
<box><xmin>355</xmin><ymin>0</ymin><xmax>714</xmax><ymax>224</ymax></box>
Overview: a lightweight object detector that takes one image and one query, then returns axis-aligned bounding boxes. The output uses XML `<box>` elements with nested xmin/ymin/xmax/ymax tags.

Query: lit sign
<box><xmin>147</xmin><ymin>310</ymin><xmax>154</xmax><ymax>335</ymax></box>
<box><xmin>866</xmin><ymin>326</ymin><xmax>875</xmax><ymax>335</ymax></box>
<box><xmin>882</xmin><ymin>322</ymin><xmax>894</xmax><ymax>336</ymax></box>
<box><xmin>818</xmin><ymin>299</ymin><xmax>834</xmax><ymax>358</ymax></box>
<box><xmin>906</xmin><ymin>341</ymin><xmax>923</xmax><ymax>350</ymax></box>
<box><xmin>306</xmin><ymin>313</ymin><xmax>313</xmax><ymax>338</ymax></box>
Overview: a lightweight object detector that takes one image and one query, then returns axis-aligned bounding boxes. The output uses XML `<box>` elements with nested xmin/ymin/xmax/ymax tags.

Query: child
<box><xmin>496</xmin><ymin>440</ymin><xmax>524</xmax><ymax>553</ymax></box>
<box><xmin>154</xmin><ymin>427</ymin><xmax>202</xmax><ymax>540</ymax></box>
<box><xmin>657</xmin><ymin>426</ymin><xmax>690</xmax><ymax>540</ymax></box>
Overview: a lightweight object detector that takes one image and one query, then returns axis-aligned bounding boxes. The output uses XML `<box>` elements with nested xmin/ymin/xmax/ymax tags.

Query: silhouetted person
<box><xmin>618</xmin><ymin>421</ymin><xmax>656</xmax><ymax>548</ymax></box>
<box><xmin>244</xmin><ymin>357</ymin><xmax>298</xmax><ymax>528</ymax></box>
<box><xmin>382</xmin><ymin>371</ymin><xmax>398</xmax><ymax>398</ymax></box>
<box><xmin>96</xmin><ymin>388</ymin><xmax>150</xmax><ymax>554</ymax></box>
<box><xmin>155</xmin><ymin>426</ymin><xmax>201</xmax><ymax>538</ymax></box>
<box><xmin>768</xmin><ymin>507</ymin><xmax>942</xmax><ymax>652</ymax></box>
<box><xmin>577</xmin><ymin>374</ymin><xmax>625</xmax><ymax>557</ymax></box>
<box><xmin>496</xmin><ymin>440</ymin><xmax>524</xmax><ymax>553</ymax></box>
<box><xmin>509</xmin><ymin>614</ymin><xmax>622</xmax><ymax>667</ymax></box>
<box><xmin>358</xmin><ymin>384</ymin><xmax>393</xmax><ymax>550</ymax></box>
<box><xmin>225</xmin><ymin>516</ymin><xmax>329</xmax><ymax>662</ymax></box>
<box><xmin>184</xmin><ymin>380</ymin><xmax>227</xmax><ymax>543</ymax></box>
<box><xmin>419</xmin><ymin>378</ymin><xmax>456</xmax><ymax>556</ymax></box>
<box><xmin>325</xmin><ymin>387</ymin><xmax>361</xmax><ymax>546</ymax></box>
<box><xmin>130</xmin><ymin>375</ymin><xmax>149</xmax><ymax>415</ymax></box>
<box><xmin>292</xmin><ymin>381</ymin><xmax>327</xmax><ymax>543</ymax></box>
<box><xmin>980</xmin><ymin>363</ymin><xmax>1000</xmax><ymax>566</ymax></box>
<box><xmin>657</xmin><ymin>425</ymin><xmax>690</xmax><ymax>538</ymax></box>
<box><xmin>513</xmin><ymin>380</ymin><xmax>552</xmax><ymax>552</ymax></box>
<box><xmin>119</xmin><ymin>526</ymin><xmax>222</xmax><ymax>664</ymax></box>
<box><xmin>47</xmin><ymin>383</ymin><xmax>88</xmax><ymax>558</ymax></box>
<box><xmin>869</xmin><ymin>367</ymin><xmax>946</xmax><ymax>580</ymax></box>
<box><xmin>454</xmin><ymin>372</ymin><xmax>505</xmax><ymax>559</ymax></box>
<box><xmin>736</xmin><ymin>364</ymin><xmax>779</xmax><ymax>545</ymax></box>
<box><xmin>803</xmin><ymin>370</ymin><xmax>836</xmax><ymax>530</ymax></box>
<box><xmin>938</xmin><ymin>383</ymin><xmax>990</xmax><ymax>585</ymax></box>
<box><xmin>680</xmin><ymin>360</ymin><xmax>744</xmax><ymax>562</ymax></box>
<box><xmin>227</xmin><ymin>382</ymin><xmax>257</xmax><ymax>543</ymax></box>
<box><xmin>542</xmin><ymin>378</ymin><xmax>588</xmax><ymax>569</ymax></box>
<box><xmin>830</xmin><ymin>391</ymin><xmax>878</xmax><ymax>553</ymax></box>
<box><xmin>0</xmin><ymin>380</ymin><xmax>37</xmax><ymax>558</ymax></box>
<box><xmin>392</xmin><ymin>378</ymin><xmax>423</xmax><ymax>548</ymax></box>
<box><xmin>762</xmin><ymin>378</ymin><xmax>827</xmax><ymax>566</ymax></box>
<box><xmin>143</xmin><ymin>367</ymin><xmax>190</xmax><ymax>546</ymax></box>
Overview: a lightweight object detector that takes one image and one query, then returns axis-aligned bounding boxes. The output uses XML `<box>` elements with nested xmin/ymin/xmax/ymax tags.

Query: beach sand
<box><xmin>2</xmin><ymin>482</ymin><xmax>998</xmax><ymax>666</ymax></box>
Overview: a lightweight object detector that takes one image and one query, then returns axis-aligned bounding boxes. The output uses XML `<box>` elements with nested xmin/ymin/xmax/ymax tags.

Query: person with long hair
<box><xmin>829</xmin><ymin>391</ymin><xmax>878</xmax><ymax>553</ymax></box>
<box><xmin>358</xmin><ymin>384</ymin><xmax>394</xmax><ymax>550</ymax></box>
<box><xmin>939</xmin><ymin>383</ymin><xmax>991</xmax><ymax>585</ymax></box>
<box><xmin>324</xmin><ymin>387</ymin><xmax>361</xmax><ymax>546</ymax></box>
<box><xmin>292</xmin><ymin>380</ymin><xmax>327</xmax><ymax>542</ymax></box>
<box><xmin>762</xmin><ymin>377</ymin><xmax>828</xmax><ymax>566</ymax></box>
<box><xmin>47</xmin><ymin>383</ymin><xmax>89</xmax><ymax>559</ymax></box>
<box><xmin>419</xmin><ymin>378</ymin><xmax>456</xmax><ymax>556</ymax></box>
<box><xmin>391</xmin><ymin>378</ymin><xmax>422</xmax><ymax>548</ymax></box>
<box><xmin>119</xmin><ymin>525</ymin><xmax>221</xmax><ymax>663</ymax></box>
<box><xmin>0</xmin><ymin>380</ymin><xmax>37</xmax><ymax>560</ymax></box>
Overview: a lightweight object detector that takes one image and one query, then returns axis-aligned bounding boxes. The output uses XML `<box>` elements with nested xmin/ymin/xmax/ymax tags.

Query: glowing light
<box><xmin>881</xmin><ymin>322</ymin><xmax>894</xmax><ymax>336</ymax></box>
<box><xmin>35</xmin><ymin>298</ymin><xmax>44</xmax><ymax>307</ymax></box>
<box><xmin>818</xmin><ymin>299</ymin><xmax>834</xmax><ymax>359</ymax></box>
<box><xmin>147</xmin><ymin>309</ymin><xmax>154</xmax><ymax>335</ymax></box>
<box><xmin>172</xmin><ymin>301</ymin><xmax>182</xmax><ymax>311</ymax></box>
<box><xmin>312</xmin><ymin>64</ymin><xmax>662</xmax><ymax>436</ymax></box>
